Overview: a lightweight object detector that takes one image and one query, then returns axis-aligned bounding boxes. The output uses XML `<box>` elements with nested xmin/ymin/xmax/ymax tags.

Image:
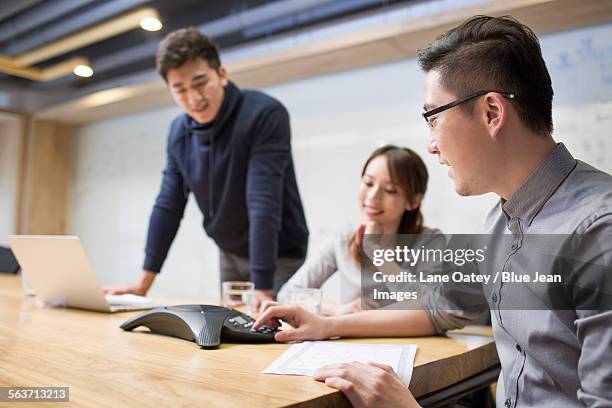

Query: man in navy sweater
<box><xmin>107</xmin><ymin>28</ymin><xmax>309</xmax><ymax>307</ymax></box>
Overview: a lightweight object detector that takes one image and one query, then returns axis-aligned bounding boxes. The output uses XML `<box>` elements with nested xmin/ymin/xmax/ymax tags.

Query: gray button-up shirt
<box><xmin>422</xmin><ymin>144</ymin><xmax>612</xmax><ymax>407</ymax></box>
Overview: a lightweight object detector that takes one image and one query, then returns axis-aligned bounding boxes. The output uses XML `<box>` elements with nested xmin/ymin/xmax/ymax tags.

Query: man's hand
<box><xmin>251</xmin><ymin>289</ymin><xmax>274</xmax><ymax>312</ymax></box>
<box><xmin>314</xmin><ymin>361</ymin><xmax>420</xmax><ymax>408</ymax></box>
<box><xmin>253</xmin><ymin>304</ymin><xmax>330</xmax><ymax>342</ymax></box>
<box><xmin>257</xmin><ymin>299</ymin><xmax>280</xmax><ymax>314</ymax></box>
<box><xmin>102</xmin><ymin>283</ymin><xmax>148</xmax><ymax>296</ymax></box>
<box><xmin>102</xmin><ymin>270</ymin><xmax>156</xmax><ymax>296</ymax></box>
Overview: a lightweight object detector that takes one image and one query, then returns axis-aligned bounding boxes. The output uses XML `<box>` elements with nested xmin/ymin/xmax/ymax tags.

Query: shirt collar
<box><xmin>502</xmin><ymin>143</ymin><xmax>577</xmax><ymax>226</ymax></box>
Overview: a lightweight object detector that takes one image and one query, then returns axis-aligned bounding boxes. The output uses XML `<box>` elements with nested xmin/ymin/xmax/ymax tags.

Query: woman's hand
<box><xmin>322</xmin><ymin>299</ymin><xmax>362</xmax><ymax>316</ymax></box>
<box><xmin>355</xmin><ymin>221</ymin><xmax>384</xmax><ymax>247</ymax></box>
<box><xmin>356</xmin><ymin>221</ymin><xmax>385</xmax><ymax>263</ymax></box>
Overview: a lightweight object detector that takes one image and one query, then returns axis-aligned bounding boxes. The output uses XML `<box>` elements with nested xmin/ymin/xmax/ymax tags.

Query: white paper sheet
<box><xmin>264</xmin><ymin>341</ymin><xmax>417</xmax><ymax>386</ymax></box>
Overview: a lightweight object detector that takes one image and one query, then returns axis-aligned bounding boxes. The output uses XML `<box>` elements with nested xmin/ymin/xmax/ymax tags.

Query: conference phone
<box><xmin>120</xmin><ymin>304</ymin><xmax>277</xmax><ymax>348</ymax></box>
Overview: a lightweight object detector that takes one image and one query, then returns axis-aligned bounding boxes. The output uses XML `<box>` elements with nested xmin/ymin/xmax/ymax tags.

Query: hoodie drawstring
<box><xmin>183</xmin><ymin>128</ymin><xmax>190</xmax><ymax>199</ymax></box>
<box><xmin>209</xmin><ymin>134</ymin><xmax>215</xmax><ymax>218</ymax></box>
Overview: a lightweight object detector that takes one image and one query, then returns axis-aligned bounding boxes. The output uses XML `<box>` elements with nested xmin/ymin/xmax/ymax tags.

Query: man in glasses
<box><xmin>255</xmin><ymin>15</ymin><xmax>612</xmax><ymax>407</ymax></box>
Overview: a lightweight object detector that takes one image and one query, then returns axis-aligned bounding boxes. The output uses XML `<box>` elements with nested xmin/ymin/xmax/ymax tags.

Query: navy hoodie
<box><xmin>143</xmin><ymin>81</ymin><xmax>309</xmax><ymax>289</ymax></box>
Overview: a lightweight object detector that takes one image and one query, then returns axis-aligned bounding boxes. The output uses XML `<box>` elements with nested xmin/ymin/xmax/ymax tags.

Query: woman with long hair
<box><xmin>275</xmin><ymin>145</ymin><xmax>441</xmax><ymax>315</ymax></box>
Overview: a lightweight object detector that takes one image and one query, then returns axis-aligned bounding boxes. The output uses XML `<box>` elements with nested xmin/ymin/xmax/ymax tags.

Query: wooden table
<box><xmin>0</xmin><ymin>275</ymin><xmax>499</xmax><ymax>407</ymax></box>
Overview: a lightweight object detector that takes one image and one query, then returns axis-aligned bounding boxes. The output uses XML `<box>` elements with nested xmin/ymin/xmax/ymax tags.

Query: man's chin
<box><xmin>454</xmin><ymin>182</ymin><xmax>489</xmax><ymax>197</ymax></box>
<box><xmin>453</xmin><ymin>181</ymin><xmax>474</xmax><ymax>197</ymax></box>
<box><xmin>455</xmin><ymin>189</ymin><xmax>473</xmax><ymax>197</ymax></box>
<box><xmin>192</xmin><ymin>115</ymin><xmax>213</xmax><ymax>124</ymax></box>
<box><xmin>189</xmin><ymin>109</ymin><xmax>217</xmax><ymax>124</ymax></box>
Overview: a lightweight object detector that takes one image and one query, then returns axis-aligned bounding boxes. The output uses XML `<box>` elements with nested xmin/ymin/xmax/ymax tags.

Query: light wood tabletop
<box><xmin>0</xmin><ymin>275</ymin><xmax>499</xmax><ymax>407</ymax></box>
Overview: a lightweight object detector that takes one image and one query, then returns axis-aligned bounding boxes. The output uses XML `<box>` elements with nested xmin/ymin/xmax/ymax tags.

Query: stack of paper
<box><xmin>263</xmin><ymin>341</ymin><xmax>417</xmax><ymax>386</ymax></box>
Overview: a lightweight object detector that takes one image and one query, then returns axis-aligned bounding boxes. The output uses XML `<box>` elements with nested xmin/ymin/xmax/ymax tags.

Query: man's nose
<box><xmin>428</xmin><ymin>138</ymin><xmax>439</xmax><ymax>155</ymax></box>
<box><xmin>187</xmin><ymin>89</ymin><xmax>203</xmax><ymax>104</ymax></box>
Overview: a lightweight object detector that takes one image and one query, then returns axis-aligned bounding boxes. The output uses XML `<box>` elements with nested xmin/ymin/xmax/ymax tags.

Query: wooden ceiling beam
<box><xmin>0</xmin><ymin>57</ymin><xmax>90</xmax><ymax>81</ymax></box>
<box><xmin>35</xmin><ymin>0</ymin><xmax>612</xmax><ymax>123</ymax></box>
<box><xmin>12</xmin><ymin>8</ymin><xmax>160</xmax><ymax>67</ymax></box>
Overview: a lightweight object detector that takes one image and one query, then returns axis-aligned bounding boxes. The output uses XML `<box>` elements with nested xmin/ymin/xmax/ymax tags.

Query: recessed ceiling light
<box><xmin>140</xmin><ymin>16</ymin><xmax>162</xmax><ymax>31</ymax></box>
<box><xmin>73</xmin><ymin>64</ymin><xmax>93</xmax><ymax>77</ymax></box>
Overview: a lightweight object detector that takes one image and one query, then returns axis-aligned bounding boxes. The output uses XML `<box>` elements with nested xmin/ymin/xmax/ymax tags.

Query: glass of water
<box><xmin>287</xmin><ymin>287</ymin><xmax>322</xmax><ymax>315</ymax></box>
<box><xmin>222</xmin><ymin>281</ymin><xmax>254</xmax><ymax>310</ymax></box>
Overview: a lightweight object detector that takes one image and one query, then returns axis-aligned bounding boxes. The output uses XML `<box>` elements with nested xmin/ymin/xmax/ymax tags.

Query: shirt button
<box><xmin>505</xmin><ymin>398</ymin><xmax>512</xmax><ymax>407</ymax></box>
<box><xmin>492</xmin><ymin>293</ymin><xmax>498</xmax><ymax>303</ymax></box>
<box><xmin>516</xmin><ymin>344</ymin><xmax>522</xmax><ymax>352</ymax></box>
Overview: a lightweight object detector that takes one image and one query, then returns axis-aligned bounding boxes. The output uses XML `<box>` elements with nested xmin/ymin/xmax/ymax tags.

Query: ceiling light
<box><xmin>73</xmin><ymin>64</ymin><xmax>93</xmax><ymax>77</ymax></box>
<box><xmin>139</xmin><ymin>16</ymin><xmax>162</xmax><ymax>31</ymax></box>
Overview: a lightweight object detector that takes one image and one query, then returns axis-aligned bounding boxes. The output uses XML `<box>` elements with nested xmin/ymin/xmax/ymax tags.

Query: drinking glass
<box><xmin>287</xmin><ymin>287</ymin><xmax>322</xmax><ymax>315</ymax></box>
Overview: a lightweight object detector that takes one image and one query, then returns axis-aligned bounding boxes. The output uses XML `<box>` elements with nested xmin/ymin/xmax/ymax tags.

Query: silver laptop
<box><xmin>8</xmin><ymin>235</ymin><xmax>157</xmax><ymax>313</ymax></box>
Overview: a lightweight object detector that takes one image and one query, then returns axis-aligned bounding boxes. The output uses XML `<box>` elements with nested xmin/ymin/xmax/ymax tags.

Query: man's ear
<box><xmin>218</xmin><ymin>65</ymin><xmax>229</xmax><ymax>86</ymax></box>
<box><xmin>481</xmin><ymin>92</ymin><xmax>508</xmax><ymax>140</ymax></box>
<box><xmin>407</xmin><ymin>194</ymin><xmax>424</xmax><ymax>211</ymax></box>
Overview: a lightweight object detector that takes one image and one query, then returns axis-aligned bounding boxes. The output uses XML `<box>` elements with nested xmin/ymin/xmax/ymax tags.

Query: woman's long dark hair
<box><xmin>350</xmin><ymin>145</ymin><xmax>429</xmax><ymax>265</ymax></box>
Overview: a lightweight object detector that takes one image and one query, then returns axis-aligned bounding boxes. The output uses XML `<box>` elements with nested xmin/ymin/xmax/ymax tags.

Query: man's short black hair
<box><xmin>156</xmin><ymin>27</ymin><xmax>221</xmax><ymax>81</ymax></box>
<box><xmin>417</xmin><ymin>15</ymin><xmax>554</xmax><ymax>135</ymax></box>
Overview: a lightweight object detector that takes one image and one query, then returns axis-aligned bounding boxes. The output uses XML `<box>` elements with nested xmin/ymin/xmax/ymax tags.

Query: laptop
<box><xmin>8</xmin><ymin>235</ymin><xmax>157</xmax><ymax>313</ymax></box>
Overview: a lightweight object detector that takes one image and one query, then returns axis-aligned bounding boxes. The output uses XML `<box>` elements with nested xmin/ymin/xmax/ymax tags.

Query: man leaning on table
<box><xmin>105</xmin><ymin>28</ymin><xmax>309</xmax><ymax>309</ymax></box>
<box><xmin>255</xmin><ymin>16</ymin><xmax>612</xmax><ymax>408</ymax></box>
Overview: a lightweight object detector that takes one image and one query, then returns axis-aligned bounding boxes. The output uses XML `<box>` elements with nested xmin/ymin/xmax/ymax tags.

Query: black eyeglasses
<box><xmin>422</xmin><ymin>90</ymin><xmax>514</xmax><ymax>127</ymax></box>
